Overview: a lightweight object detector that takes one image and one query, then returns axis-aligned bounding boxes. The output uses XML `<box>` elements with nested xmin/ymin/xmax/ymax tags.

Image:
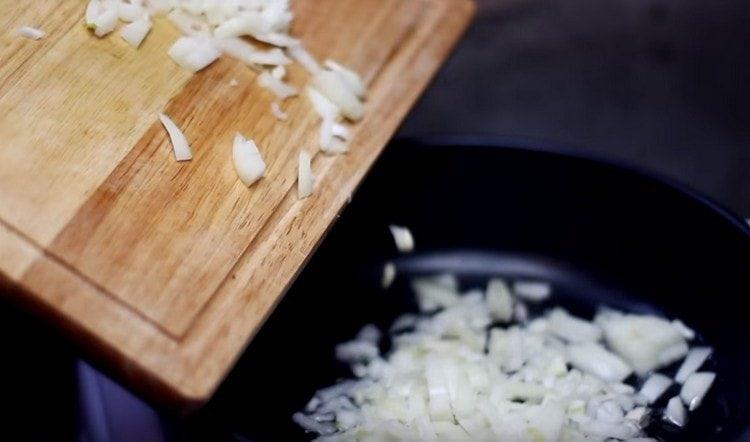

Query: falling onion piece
<box><xmin>120</xmin><ymin>18</ymin><xmax>152</xmax><ymax>48</ymax></box>
<box><xmin>158</xmin><ymin>113</ymin><xmax>192</xmax><ymax>161</ymax></box>
<box><xmin>168</xmin><ymin>36</ymin><xmax>221</xmax><ymax>72</ymax></box>
<box><xmin>17</xmin><ymin>26</ymin><xmax>46</xmax><ymax>40</ymax></box>
<box><xmin>675</xmin><ymin>347</ymin><xmax>712</xmax><ymax>384</ymax></box>
<box><xmin>381</xmin><ymin>262</ymin><xmax>396</xmax><ymax>289</ymax></box>
<box><xmin>232</xmin><ymin>133</ymin><xmax>266</xmax><ymax>187</ymax></box>
<box><xmin>388</xmin><ymin>225</ymin><xmax>414</xmax><ymax>253</ymax></box>
<box><xmin>680</xmin><ymin>371</ymin><xmax>715</xmax><ymax>411</ymax></box>
<box><xmin>297</xmin><ymin>150</ymin><xmax>314</xmax><ymax>199</ymax></box>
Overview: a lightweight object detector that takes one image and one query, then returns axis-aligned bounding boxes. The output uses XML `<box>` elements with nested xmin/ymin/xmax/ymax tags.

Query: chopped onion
<box><xmin>411</xmin><ymin>276</ymin><xmax>460</xmax><ymax>312</ymax></box>
<box><xmin>312</xmin><ymin>70</ymin><xmax>364</xmax><ymax>121</ymax></box>
<box><xmin>381</xmin><ymin>262</ymin><xmax>396</xmax><ymax>289</ymax></box>
<box><xmin>256</xmin><ymin>32</ymin><xmax>300</xmax><ymax>47</ymax></box>
<box><xmin>257</xmin><ymin>70</ymin><xmax>298</xmax><ymax>99</ymax></box>
<box><xmin>307</xmin><ymin>87</ymin><xmax>341</xmax><ymax>121</ymax></box>
<box><xmin>270</xmin><ymin>102</ymin><xmax>288</xmax><ymax>121</ymax></box>
<box><xmin>294</xmin><ymin>270</ymin><xmax>708</xmax><ymax>440</ymax></box>
<box><xmin>672</xmin><ymin>319</ymin><xmax>695</xmax><ymax>340</ymax></box>
<box><xmin>167</xmin><ymin>8</ymin><xmax>209</xmax><ymax>35</ymax></box>
<box><xmin>85</xmin><ymin>0</ymin><xmax>102</xmax><ymax>28</ymax></box>
<box><xmin>213</xmin><ymin>37</ymin><xmax>260</xmax><ymax>67</ymax></box>
<box><xmin>639</xmin><ymin>373</ymin><xmax>673</xmax><ymax>404</ymax></box>
<box><xmin>547</xmin><ymin>308</ymin><xmax>602</xmax><ymax>343</ymax></box>
<box><xmin>168</xmin><ymin>36</ymin><xmax>220</xmax><ymax>72</ymax></box>
<box><xmin>120</xmin><ymin>18</ymin><xmax>152</xmax><ymax>48</ymax></box>
<box><xmin>664</xmin><ymin>396</ymin><xmax>687</xmax><ymax>427</ymax></box>
<box><xmin>232</xmin><ymin>133</ymin><xmax>266</xmax><ymax>187</ymax></box>
<box><xmin>680</xmin><ymin>371</ymin><xmax>715</xmax><ymax>411</ymax></box>
<box><xmin>388</xmin><ymin>225</ymin><xmax>414</xmax><ymax>253</ymax></box>
<box><xmin>91</xmin><ymin>8</ymin><xmax>118</xmax><ymax>37</ymax></box>
<box><xmin>598</xmin><ymin>313</ymin><xmax>688</xmax><ymax>375</ymax></box>
<box><xmin>17</xmin><ymin>26</ymin><xmax>46</xmax><ymax>40</ymax></box>
<box><xmin>297</xmin><ymin>150</ymin><xmax>314</xmax><ymax>199</ymax></box>
<box><xmin>568</xmin><ymin>343</ymin><xmax>633</xmax><ymax>382</ymax></box>
<box><xmin>158</xmin><ymin>113</ymin><xmax>192</xmax><ymax>161</ymax></box>
<box><xmin>287</xmin><ymin>43</ymin><xmax>321</xmax><ymax>75</ymax></box>
<box><xmin>118</xmin><ymin>3</ymin><xmax>146</xmax><ymax>22</ymax></box>
<box><xmin>324</xmin><ymin>59</ymin><xmax>366</xmax><ymax>98</ymax></box>
<box><xmin>247</xmin><ymin>48</ymin><xmax>291</xmax><ymax>66</ymax></box>
<box><xmin>485</xmin><ymin>278</ymin><xmax>513</xmax><ymax>322</ymax></box>
<box><xmin>512</xmin><ymin>280</ymin><xmax>552</xmax><ymax>302</ymax></box>
<box><xmin>271</xmin><ymin>65</ymin><xmax>286</xmax><ymax>80</ymax></box>
<box><xmin>675</xmin><ymin>347</ymin><xmax>712</xmax><ymax>384</ymax></box>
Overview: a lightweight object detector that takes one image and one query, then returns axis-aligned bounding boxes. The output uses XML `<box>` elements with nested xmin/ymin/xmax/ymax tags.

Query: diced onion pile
<box><xmin>295</xmin><ymin>273</ymin><xmax>715</xmax><ymax>440</ymax></box>
<box><xmin>84</xmin><ymin>0</ymin><xmax>367</xmax><ymax>198</ymax></box>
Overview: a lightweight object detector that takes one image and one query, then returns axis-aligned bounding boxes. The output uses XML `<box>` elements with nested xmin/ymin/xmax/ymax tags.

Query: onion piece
<box><xmin>381</xmin><ymin>262</ymin><xmax>396</xmax><ymax>289</ymax></box>
<box><xmin>599</xmin><ymin>313</ymin><xmax>688</xmax><ymax>375</ymax></box>
<box><xmin>17</xmin><ymin>26</ymin><xmax>45</xmax><ymax>40</ymax></box>
<box><xmin>680</xmin><ymin>371</ymin><xmax>715</xmax><ymax>411</ymax></box>
<box><xmin>85</xmin><ymin>0</ymin><xmax>102</xmax><ymax>28</ymax></box>
<box><xmin>485</xmin><ymin>278</ymin><xmax>513</xmax><ymax>322</ymax></box>
<box><xmin>674</xmin><ymin>347</ymin><xmax>712</xmax><ymax>384</ymax></box>
<box><xmin>307</xmin><ymin>87</ymin><xmax>340</xmax><ymax>121</ymax></box>
<box><xmin>232</xmin><ymin>133</ymin><xmax>266</xmax><ymax>187</ymax></box>
<box><xmin>248</xmin><ymin>48</ymin><xmax>291</xmax><ymax>66</ymax></box>
<box><xmin>287</xmin><ymin>43</ymin><xmax>321</xmax><ymax>75</ymax></box>
<box><xmin>547</xmin><ymin>308</ymin><xmax>602</xmax><ymax>343</ymax></box>
<box><xmin>567</xmin><ymin>343</ymin><xmax>633</xmax><ymax>383</ymax></box>
<box><xmin>120</xmin><ymin>18</ymin><xmax>152</xmax><ymax>48</ymax></box>
<box><xmin>168</xmin><ymin>9</ymin><xmax>209</xmax><ymax>35</ymax></box>
<box><xmin>213</xmin><ymin>37</ymin><xmax>260</xmax><ymax>68</ymax></box>
<box><xmin>91</xmin><ymin>8</ymin><xmax>118</xmax><ymax>37</ymax></box>
<box><xmin>312</xmin><ymin>70</ymin><xmax>364</xmax><ymax>121</ymax></box>
<box><xmin>168</xmin><ymin>36</ymin><xmax>221</xmax><ymax>72</ymax></box>
<box><xmin>256</xmin><ymin>32</ymin><xmax>300</xmax><ymax>47</ymax></box>
<box><xmin>158</xmin><ymin>113</ymin><xmax>192</xmax><ymax>161</ymax></box>
<box><xmin>324</xmin><ymin>59</ymin><xmax>366</xmax><ymax>98</ymax></box>
<box><xmin>512</xmin><ymin>281</ymin><xmax>552</xmax><ymax>302</ymax></box>
<box><xmin>672</xmin><ymin>319</ymin><xmax>695</xmax><ymax>340</ymax></box>
<box><xmin>388</xmin><ymin>225</ymin><xmax>414</xmax><ymax>253</ymax></box>
<box><xmin>270</xmin><ymin>102</ymin><xmax>288</xmax><ymax>121</ymax></box>
<box><xmin>638</xmin><ymin>373</ymin><xmax>673</xmax><ymax>404</ymax></box>
<box><xmin>118</xmin><ymin>3</ymin><xmax>146</xmax><ymax>22</ymax></box>
<box><xmin>297</xmin><ymin>150</ymin><xmax>314</xmax><ymax>199</ymax></box>
<box><xmin>663</xmin><ymin>396</ymin><xmax>687</xmax><ymax>427</ymax></box>
<box><xmin>257</xmin><ymin>70</ymin><xmax>298</xmax><ymax>99</ymax></box>
<box><xmin>271</xmin><ymin>65</ymin><xmax>286</xmax><ymax>80</ymax></box>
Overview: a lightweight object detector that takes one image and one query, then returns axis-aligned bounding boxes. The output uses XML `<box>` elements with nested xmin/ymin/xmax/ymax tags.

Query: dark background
<box><xmin>399</xmin><ymin>0</ymin><xmax>750</xmax><ymax>216</ymax></box>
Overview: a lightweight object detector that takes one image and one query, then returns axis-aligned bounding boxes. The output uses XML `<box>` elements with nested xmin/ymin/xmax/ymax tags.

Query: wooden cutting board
<box><xmin>0</xmin><ymin>0</ymin><xmax>474</xmax><ymax>407</ymax></box>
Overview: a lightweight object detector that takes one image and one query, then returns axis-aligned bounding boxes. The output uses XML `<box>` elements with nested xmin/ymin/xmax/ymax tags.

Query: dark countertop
<box><xmin>399</xmin><ymin>0</ymin><xmax>750</xmax><ymax>216</ymax></box>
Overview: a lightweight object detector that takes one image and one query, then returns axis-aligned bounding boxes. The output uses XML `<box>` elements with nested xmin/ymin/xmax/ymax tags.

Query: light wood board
<box><xmin>0</xmin><ymin>0</ymin><xmax>475</xmax><ymax>406</ymax></box>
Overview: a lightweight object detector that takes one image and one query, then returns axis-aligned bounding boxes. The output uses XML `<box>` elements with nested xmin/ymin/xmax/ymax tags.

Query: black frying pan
<box><xmin>4</xmin><ymin>138</ymin><xmax>747</xmax><ymax>441</ymax></box>
<box><xmin>171</xmin><ymin>138</ymin><xmax>750</xmax><ymax>441</ymax></box>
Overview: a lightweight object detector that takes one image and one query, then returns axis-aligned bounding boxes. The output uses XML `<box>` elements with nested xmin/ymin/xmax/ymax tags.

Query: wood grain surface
<box><xmin>0</xmin><ymin>0</ymin><xmax>474</xmax><ymax>406</ymax></box>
